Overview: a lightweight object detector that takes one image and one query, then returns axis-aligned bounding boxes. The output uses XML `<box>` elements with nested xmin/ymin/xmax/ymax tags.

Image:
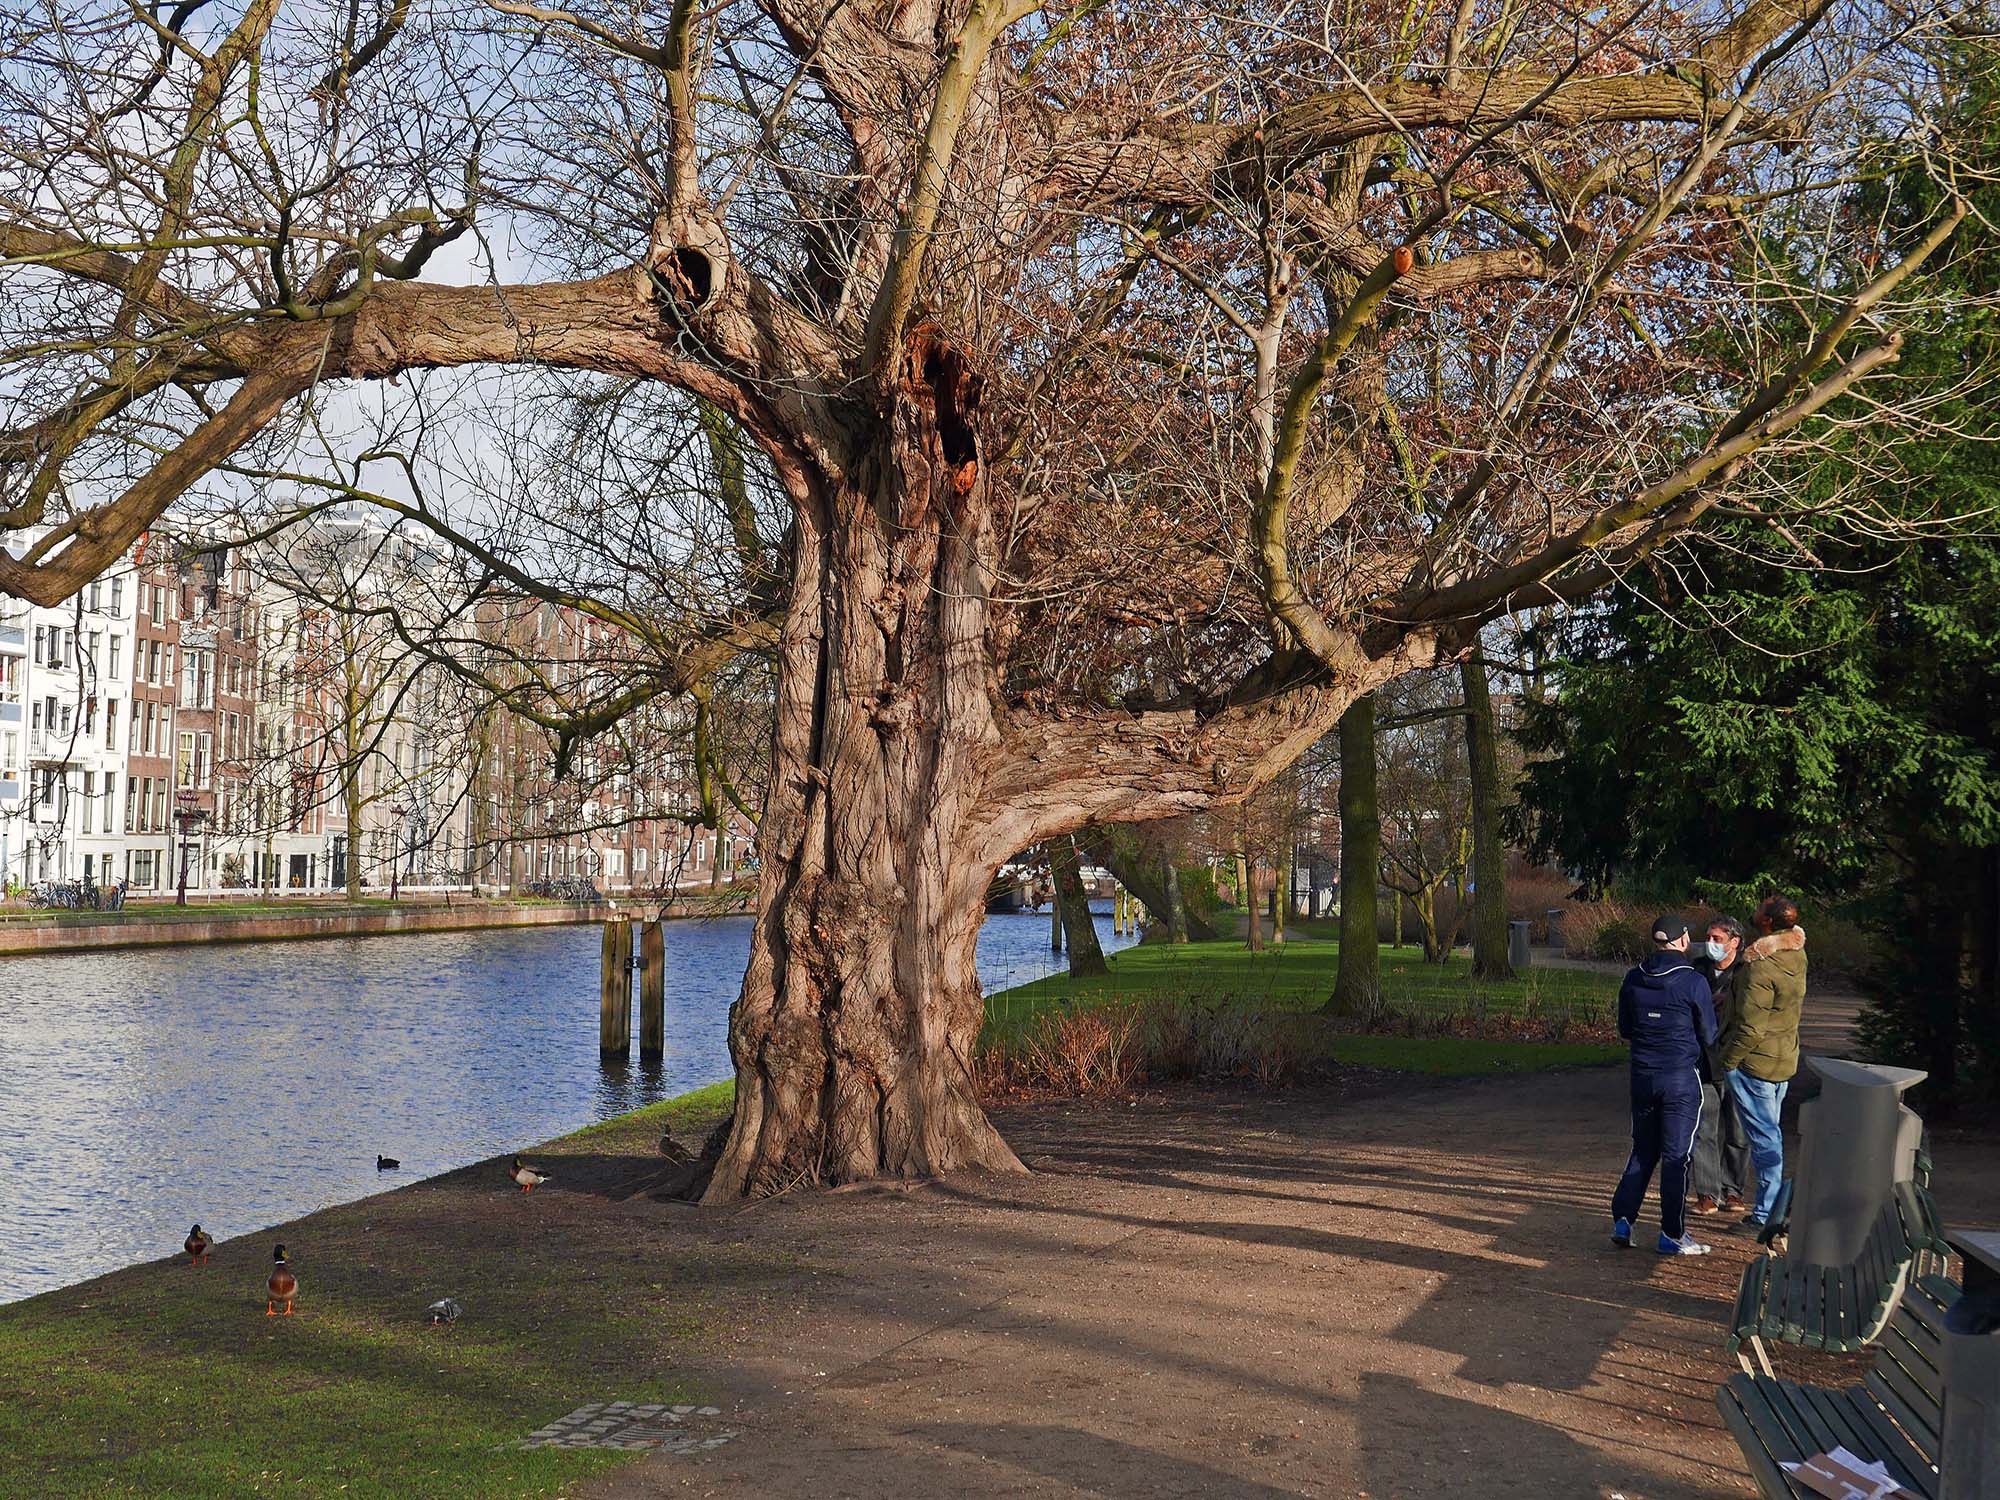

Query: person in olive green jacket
<box><xmin>1719</xmin><ymin>895</ymin><xmax>1808</xmax><ymax>1227</ymax></box>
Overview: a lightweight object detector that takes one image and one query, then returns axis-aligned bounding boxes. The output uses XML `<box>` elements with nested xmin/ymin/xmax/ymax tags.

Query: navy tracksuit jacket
<box><xmin>1612</xmin><ymin>949</ymin><xmax>1719</xmax><ymax>1242</ymax></box>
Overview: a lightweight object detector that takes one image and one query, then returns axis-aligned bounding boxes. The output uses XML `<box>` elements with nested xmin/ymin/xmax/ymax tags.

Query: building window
<box><xmin>81</xmin><ymin>770</ymin><xmax>94</xmax><ymax>834</ymax></box>
<box><xmin>177</xmin><ymin>731</ymin><xmax>196</xmax><ymax>788</ymax></box>
<box><xmin>109</xmin><ymin>637</ymin><xmax>121</xmax><ymax>680</ymax></box>
<box><xmin>110</xmin><ymin>575</ymin><xmax>123</xmax><ymax>612</ymax></box>
<box><xmin>104</xmin><ymin>700</ymin><xmax>117</xmax><ymax>751</ymax></box>
<box><xmin>126</xmin><ymin>776</ymin><xmax>137</xmax><ymax>834</ymax></box>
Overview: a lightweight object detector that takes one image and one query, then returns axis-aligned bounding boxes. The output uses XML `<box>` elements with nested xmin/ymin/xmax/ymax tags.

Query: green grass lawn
<box><xmin>0</xmin><ymin>1084</ymin><xmax>747</xmax><ymax>1499</ymax></box>
<box><xmin>983</xmin><ymin>938</ymin><xmax>1625</xmax><ymax>1075</ymax></box>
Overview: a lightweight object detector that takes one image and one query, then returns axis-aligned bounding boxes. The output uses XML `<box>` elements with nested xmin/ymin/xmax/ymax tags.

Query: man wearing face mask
<box><xmin>1690</xmin><ymin>916</ymin><xmax>1750</xmax><ymax>1216</ymax></box>
<box><xmin>1609</xmin><ymin>914</ymin><xmax>1718</xmax><ymax>1255</ymax></box>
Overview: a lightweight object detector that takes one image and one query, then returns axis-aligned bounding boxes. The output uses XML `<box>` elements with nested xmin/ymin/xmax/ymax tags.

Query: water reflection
<box><xmin>0</xmin><ymin>906</ymin><xmax>1130</xmax><ymax>1302</ymax></box>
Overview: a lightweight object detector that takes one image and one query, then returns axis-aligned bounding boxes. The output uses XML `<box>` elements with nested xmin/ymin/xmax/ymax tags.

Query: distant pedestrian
<box><xmin>1719</xmin><ymin>895</ymin><xmax>1808</xmax><ymax>1229</ymax></box>
<box><xmin>1691</xmin><ymin>916</ymin><xmax>1751</xmax><ymax>1215</ymax></box>
<box><xmin>1610</xmin><ymin>915</ymin><xmax>1717</xmax><ymax>1256</ymax></box>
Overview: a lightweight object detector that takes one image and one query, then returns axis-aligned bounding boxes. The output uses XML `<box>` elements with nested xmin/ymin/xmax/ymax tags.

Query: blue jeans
<box><xmin>1726</xmin><ymin>1069</ymin><xmax>1788</xmax><ymax>1222</ymax></box>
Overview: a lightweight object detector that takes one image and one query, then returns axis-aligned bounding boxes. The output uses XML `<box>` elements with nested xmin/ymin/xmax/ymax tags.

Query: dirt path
<box><xmin>575</xmin><ymin>1064</ymin><xmax>1999</xmax><ymax>1500</ymax></box>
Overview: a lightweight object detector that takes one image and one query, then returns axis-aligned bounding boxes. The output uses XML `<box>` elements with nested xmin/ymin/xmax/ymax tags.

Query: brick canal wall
<box><xmin>0</xmin><ymin>899</ymin><xmax>746</xmax><ymax>956</ymax></box>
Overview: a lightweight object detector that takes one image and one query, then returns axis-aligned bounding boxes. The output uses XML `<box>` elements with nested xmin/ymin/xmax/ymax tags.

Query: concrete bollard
<box><xmin>639</xmin><ymin>919</ymin><xmax>665</xmax><ymax>1062</ymax></box>
<box><xmin>1508</xmin><ymin>919</ymin><xmax>1532</xmax><ymax>971</ymax></box>
<box><xmin>1789</xmin><ymin>1056</ymin><xmax>1927</xmax><ymax>1268</ymax></box>
<box><xmin>1942</xmin><ymin>1231</ymin><xmax>2000</xmax><ymax>1500</ymax></box>
<box><xmin>599</xmin><ymin>918</ymin><xmax>633</xmax><ymax>1058</ymax></box>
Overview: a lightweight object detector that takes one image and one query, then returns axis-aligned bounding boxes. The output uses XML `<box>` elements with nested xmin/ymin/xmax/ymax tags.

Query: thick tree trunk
<box><xmin>1460</xmin><ymin>655</ymin><xmax>1512</xmax><ymax>979</ymax></box>
<box><xmin>1274</xmin><ymin>843</ymin><xmax>1291</xmax><ymax>944</ymax></box>
<box><xmin>703</xmin><ymin>352</ymin><xmax>1027</xmax><ymax>1200</ymax></box>
<box><xmin>1050</xmin><ymin>835</ymin><xmax>1108</xmax><ymax>977</ymax></box>
<box><xmin>1329</xmin><ymin>693</ymin><xmax>1379</xmax><ymax>1013</ymax></box>
<box><xmin>700</xmin><ymin>344</ymin><xmax>1432</xmax><ymax>1196</ymax></box>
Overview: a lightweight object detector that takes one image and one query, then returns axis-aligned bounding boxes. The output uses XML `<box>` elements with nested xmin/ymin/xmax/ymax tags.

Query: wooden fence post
<box><xmin>600</xmin><ymin>919</ymin><xmax>632</xmax><ymax>1058</ymax></box>
<box><xmin>639</xmin><ymin>919</ymin><xmax>665</xmax><ymax>1062</ymax></box>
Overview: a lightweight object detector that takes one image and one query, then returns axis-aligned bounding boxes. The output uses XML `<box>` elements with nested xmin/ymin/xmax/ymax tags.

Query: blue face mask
<box><xmin>1702</xmin><ymin>940</ymin><xmax>1729</xmax><ymax>963</ymax></box>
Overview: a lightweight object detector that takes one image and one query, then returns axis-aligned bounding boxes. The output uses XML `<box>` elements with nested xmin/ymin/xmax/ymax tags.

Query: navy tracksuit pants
<box><xmin>1611</xmin><ymin>1067</ymin><xmax>1703</xmax><ymax>1242</ymax></box>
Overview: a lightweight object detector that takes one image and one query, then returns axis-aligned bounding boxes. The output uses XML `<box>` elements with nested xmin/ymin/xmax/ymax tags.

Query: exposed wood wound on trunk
<box><xmin>903</xmin><ymin>323</ymin><xmax>984</xmax><ymax>495</ymax></box>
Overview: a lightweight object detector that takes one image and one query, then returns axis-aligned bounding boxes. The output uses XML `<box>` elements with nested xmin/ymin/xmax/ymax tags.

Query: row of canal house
<box><xmin>1</xmin><ymin>512</ymin><xmax>754</xmax><ymax>898</ymax></box>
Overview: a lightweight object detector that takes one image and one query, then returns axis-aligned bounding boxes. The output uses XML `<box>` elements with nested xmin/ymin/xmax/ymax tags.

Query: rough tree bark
<box><xmin>1329</xmin><ymin>692</ymin><xmax>1379</xmax><ymax>1014</ymax></box>
<box><xmin>1460</xmin><ymin>655</ymin><xmax>1512</xmax><ymax>979</ymax></box>
<box><xmin>702</xmin><ymin>345</ymin><xmax>1033</xmax><ymax>1196</ymax></box>
<box><xmin>1050</xmin><ymin>835</ymin><xmax>1108</xmax><ymax>977</ymax></box>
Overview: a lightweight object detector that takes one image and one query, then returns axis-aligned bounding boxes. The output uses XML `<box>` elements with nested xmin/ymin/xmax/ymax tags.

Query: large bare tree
<box><xmin>1</xmin><ymin>0</ymin><xmax>1984</xmax><ymax>1195</ymax></box>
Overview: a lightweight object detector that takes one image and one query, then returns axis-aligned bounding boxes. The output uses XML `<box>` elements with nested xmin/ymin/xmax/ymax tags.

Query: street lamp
<box><xmin>173</xmin><ymin>789</ymin><xmax>210</xmax><ymax>907</ymax></box>
<box><xmin>388</xmin><ymin>803</ymin><xmax>408</xmax><ymax>900</ymax></box>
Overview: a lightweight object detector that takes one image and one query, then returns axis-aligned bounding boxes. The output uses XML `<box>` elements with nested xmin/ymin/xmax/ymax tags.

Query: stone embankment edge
<box><xmin>0</xmin><ymin>898</ymin><xmax>751</xmax><ymax>956</ymax></box>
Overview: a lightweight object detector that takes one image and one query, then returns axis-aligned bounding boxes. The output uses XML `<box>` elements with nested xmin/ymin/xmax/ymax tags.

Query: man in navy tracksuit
<box><xmin>1610</xmin><ymin>914</ymin><xmax>1718</xmax><ymax>1256</ymax></box>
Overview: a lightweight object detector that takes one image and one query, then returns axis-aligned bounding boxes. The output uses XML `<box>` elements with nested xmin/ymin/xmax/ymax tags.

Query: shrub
<box><xmin>1505</xmin><ymin>866</ymin><xmax>1575</xmax><ymax>942</ymax></box>
<box><xmin>1557</xmin><ymin>897</ymin><xmax>1651</xmax><ymax>960</ymax></box>
<box><xmin>981</xmin><ymin>1003</ymin><xmax>1143</xmax><ymax>1097</ymax></box>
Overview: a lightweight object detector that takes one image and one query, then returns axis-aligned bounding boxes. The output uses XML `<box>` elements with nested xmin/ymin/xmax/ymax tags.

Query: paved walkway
<box><xmin>580</xmin><ymin>1036</ymin><xmax>1996</xmax><ymax>1499</ymax></box>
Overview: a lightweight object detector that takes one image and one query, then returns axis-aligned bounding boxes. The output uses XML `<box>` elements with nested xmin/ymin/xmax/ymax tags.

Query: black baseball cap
<box><xmin>1651</xmin><ymin>914</ymin><xmax>1690</xmax><ymax>944</ymax></box>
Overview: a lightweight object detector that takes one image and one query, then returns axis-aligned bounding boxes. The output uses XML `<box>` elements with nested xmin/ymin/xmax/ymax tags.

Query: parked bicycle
<box><xmin>27</xmin><ymin>877</ymin><xmax>131</xmax><ymax>912</ymax></box>
<box><xmin>520</xmin><ymin>876</ymin><xmax>604</xmax><ymax>903</ymax></box>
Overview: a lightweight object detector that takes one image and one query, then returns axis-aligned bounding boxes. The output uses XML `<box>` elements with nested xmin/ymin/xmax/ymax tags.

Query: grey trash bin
<box><xmin>1507</xmin><ymin>919</ymin><xmax>1532</xmax><ymax>971</ymax></box>
<box><xmin>1545</xmin><ymin>908</ymin><xmax>1565</xmax><ymax>951</ymax></box>
<box><xmin>1789</xmin><ymin>1056</ymin><xmax>1927</xmax><ymax>1268</ymax></box>
<box><xmin>1943</xmin><ymin>1230</ymin><xmax>2000</xmax><ymax>1500</ymax></box>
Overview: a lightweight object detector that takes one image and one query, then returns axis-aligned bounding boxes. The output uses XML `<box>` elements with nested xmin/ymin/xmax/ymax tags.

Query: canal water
<box><xmin>0</xmin><ymin>906</ymin><xmax>1132</xmax><ymax>1303</ymax></box>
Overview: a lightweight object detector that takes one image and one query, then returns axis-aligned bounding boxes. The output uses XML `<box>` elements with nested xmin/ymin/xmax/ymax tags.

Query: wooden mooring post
<box><xmin>599</xmin><ymin>918</ymin><xmax>633</xmax><ymax>1058</ymax></box>
<box><xmin>639</xmin><ymin>919</ymin><xmax>665</xmax><ymax>1062</ymax></box>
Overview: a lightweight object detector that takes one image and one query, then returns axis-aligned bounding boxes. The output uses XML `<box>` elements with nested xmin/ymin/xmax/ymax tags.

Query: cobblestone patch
<box><xmin>512</xmin><ymin>1401</ymin><xmax>739</xmax><ymax>1454</ymax></box>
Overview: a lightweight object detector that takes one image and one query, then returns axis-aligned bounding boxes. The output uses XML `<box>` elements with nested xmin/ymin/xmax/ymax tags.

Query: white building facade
<box><xmin>0</xmin><ymin>555</ymin><xmax>136</xmax><ymax>889</ymax></box>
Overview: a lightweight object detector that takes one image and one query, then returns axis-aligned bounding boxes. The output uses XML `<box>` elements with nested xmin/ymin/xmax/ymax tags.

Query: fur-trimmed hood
<box><xmin>1743</xmin><ymin>926</ymin><xmax>1806</xmax><ymax>964</ymax></box>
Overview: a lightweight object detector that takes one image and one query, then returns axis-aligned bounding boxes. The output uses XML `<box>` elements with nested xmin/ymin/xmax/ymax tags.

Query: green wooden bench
<box><xmin>1717</xmin><ymin>1274</ymin><xmax>1959</xmax><ymax>1499</ymax></box>
<box><xmin>1726</xmin><ymin>1182</ymin><xmax>1951</xmax><ymax>1377</ymax></box>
